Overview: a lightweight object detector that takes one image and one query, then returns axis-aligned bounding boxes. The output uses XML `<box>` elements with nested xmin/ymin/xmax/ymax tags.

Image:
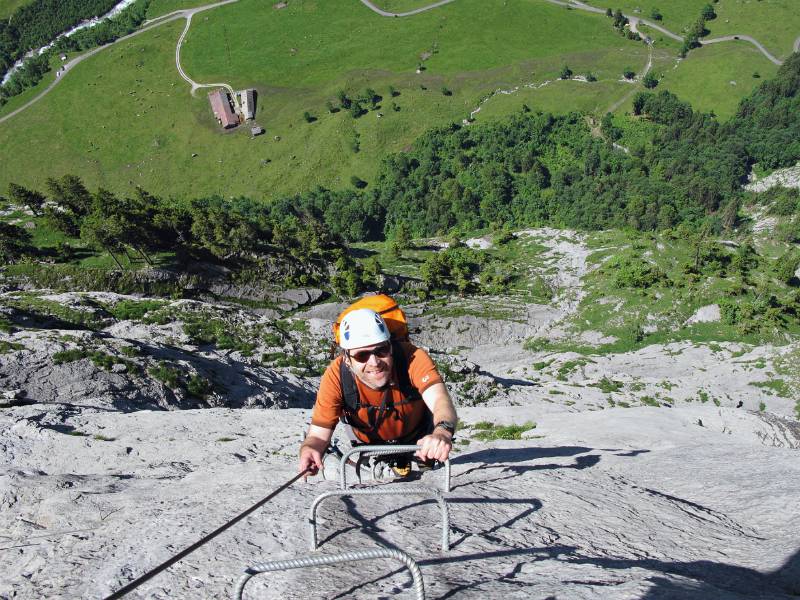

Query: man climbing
<box><xmin>299</xmin><ymin>303</ymin><xmax>457</xmax><ymax>478</ymax></box>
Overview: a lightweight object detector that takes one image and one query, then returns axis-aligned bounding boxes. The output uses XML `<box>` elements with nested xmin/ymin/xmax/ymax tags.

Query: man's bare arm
<box><xmin>422</xmin><ymin>382</ymin><xmax>457</xmax><ymax>425</ymax></box>
<box><xmin>416</xmin><ymin>382</ymin><xmax>457</xmax><ymax>462</ymax></box>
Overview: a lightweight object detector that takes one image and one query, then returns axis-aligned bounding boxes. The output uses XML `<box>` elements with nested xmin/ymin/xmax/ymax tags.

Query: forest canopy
<box><xmin>0</xmin><ymin>0</ymin><xmax>119</xmax><ymax>78</ymax></box>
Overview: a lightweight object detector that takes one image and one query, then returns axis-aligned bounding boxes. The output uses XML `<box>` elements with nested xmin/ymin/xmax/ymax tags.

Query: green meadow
<box><xmin>581</xmin><ymin>0</ymin><xmax>707</xmax><ymax>33</ymax></box>
<box><xmin>707</xmin><ymin>0</ymin><xmax>800</xmax><ymax>61</ymax></box>
<box><xmin>657</xmin><ymin>42</ymin><xmax>779</xmax><ymax>119</ymax></box>
<box><xmin>145</xmin><ymin>0</ymin><xmax>216</xmax><ymax>19</ymax></box>
<box><xmin>0</xmin><ymin>0</ymin><xmax>651</xmax><ymax>200</ymax></box>
<box><xmin>180</xmin><ymin>0</ymin><xmax>639</xmax><ymax>87</ymax></box>
<box><xmin>0</xmin><ymin>0</ymin><xmax>31</xmax><ymax>18</ymax></box>
<box><xmin>0</xmin><ymin>0</ymin><xmax>795</xmax><ymax>201</ymax></box>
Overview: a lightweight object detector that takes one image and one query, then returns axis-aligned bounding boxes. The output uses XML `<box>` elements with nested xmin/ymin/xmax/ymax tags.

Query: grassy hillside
<box><xmin>707</xmin><ymin>0</ymin><xmax>800</xmax><ymax>61</ymax></box>
<box><xmin>581</xmin><ymin>0</ymin><xmax>800</xmax><ymax>60</ymax></box>
<box><xmin>0</xmin><ymin>0</ymin><xmax>651</xmax><ymax>199</ymax></box>
<box><xmin>180</xmin><ymin>0</ymin><xmax>638</xmax><ymax>87</ymax></box>
<box><xmin>658</xmin><ymin>42</ymin><xmax>779</xmax><ymax>119</ymax></box>
<box><xmin>0</xmin><ymin>0</ymin><xmax>796</xmax><ymax>201</ymax></box>
<box><xmin>0</xmin><ymin>0</ymin><xmax>32</xmax><ymax>18</ymax></box>
<box><xmin>145</xmin><ymin>0</ymin><xmax>212</xmax><ymax>19</ymax></box>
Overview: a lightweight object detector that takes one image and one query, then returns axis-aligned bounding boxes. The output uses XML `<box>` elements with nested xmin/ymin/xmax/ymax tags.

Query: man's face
<box><xmin>346</xmin><ymin>341</ymin><xmax>393</xmax><ymax>390</ymax></box>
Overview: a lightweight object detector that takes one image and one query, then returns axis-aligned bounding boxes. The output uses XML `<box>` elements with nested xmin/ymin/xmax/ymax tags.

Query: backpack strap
<box><xmin>339</xmin><ymin>358</ymin><xmax>360</xmax><ymax>414</ymax></box>
<box><xmin>391</xmin><ymin>341</ymin><xmax>422</xmax><ymax>403</ymax></box>
<box><xmin>338</xmin><ymin>342</ymin><xmax>423</xmax><ymax>441</ymax></box>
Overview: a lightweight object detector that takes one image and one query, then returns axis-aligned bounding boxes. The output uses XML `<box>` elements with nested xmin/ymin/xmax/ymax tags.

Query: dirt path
<box><xmin>603</xmin><ymin>42</ymin><xmax>653</xmax><ymax>114</ymax></box>
<box><xmin>0</xmin><ymin>0</ymin><xmax>239</xmax><ymax>126</ymax></box>
<box><xmin>1</xmin><ymin>0</ymin><xmax>795</xmax><ymax>126</ymax></box>
<box><xmin>701</xmin><ymin>34</ymin><xmax>782</xmax><ymax>66</ymax></box>
<box><xmin>174</xmin><ymin>1</ymin><xmax>239</xmax><ymax>96</ymax></box>
<box><xmin>357</xmin><ymin>0</ymin><xmax>458</xmax><ymax>17</ymax></box>
<box><xmin>553</xmin><ymin>0</ymin><xmax>791</xmax><ymax>66</ymax></box>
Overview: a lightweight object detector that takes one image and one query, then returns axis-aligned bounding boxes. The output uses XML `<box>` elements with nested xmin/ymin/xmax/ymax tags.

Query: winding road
<box><xmin>358</xmin><ymin>0</ymin><xmax>457</xmax><ymax>17</ymax></box>
<box><xmin>173</xmin><ymin>0</ymin><xmax>239</xmax><ymax>96</ymax></box>
<box><xmin>700</xmin><ymin>34</ymin><xmax>782</xmax><ymax>66</ymax></box>
<box><xmin>0</xmin><ymin>0</ymin><xmax>797</xmax><ymax>125</ymax></box>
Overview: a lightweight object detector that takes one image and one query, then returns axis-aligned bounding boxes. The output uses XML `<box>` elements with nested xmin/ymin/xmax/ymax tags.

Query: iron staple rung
<box><xmin>235</xmin><ymin>547</ymin><xmax>425</xmax><ymax>600</ymax></box>
<box><xmin>309</xmin><ymin>486</ymin><xmax>450</xmax><ymax>552</ymax></box>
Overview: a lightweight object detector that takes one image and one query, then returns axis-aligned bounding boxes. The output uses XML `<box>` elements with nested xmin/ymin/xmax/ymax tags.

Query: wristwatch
<box><xmin>434</xmin><ymin>420</ymin><xmax>456</xmax><ymax>436</ymax></box>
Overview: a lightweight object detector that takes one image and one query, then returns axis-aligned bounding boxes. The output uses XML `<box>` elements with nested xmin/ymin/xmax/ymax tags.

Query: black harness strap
<box><xmin>339</xmin><ymin>341</ymin><xmax>423</xmax><ymax>442</ymax></box>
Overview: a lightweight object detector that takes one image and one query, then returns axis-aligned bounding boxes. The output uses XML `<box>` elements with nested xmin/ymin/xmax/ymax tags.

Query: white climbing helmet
<box><xmin>339</xmin><ymin>308</ymin><xmax>390</xmax><ymax>350</ymax></box>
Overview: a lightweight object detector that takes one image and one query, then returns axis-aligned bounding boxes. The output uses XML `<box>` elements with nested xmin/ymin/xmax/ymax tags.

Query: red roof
<box><xmin>208</xmin><ymin>89</ymin><xmax>238</xmax><ymax>128</ymax></box>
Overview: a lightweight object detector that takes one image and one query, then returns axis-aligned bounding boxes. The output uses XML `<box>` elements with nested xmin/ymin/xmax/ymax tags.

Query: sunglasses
<box><xmin>348</xmin><ymin>342</ymin><xmax>392</xmax><ymax>363</ymax></box>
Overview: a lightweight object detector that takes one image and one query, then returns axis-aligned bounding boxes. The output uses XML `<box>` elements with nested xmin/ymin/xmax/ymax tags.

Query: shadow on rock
<box><xmin>451</xmin><ymin>446</ymin><xmax>594</xmax><ymax>466</ymax></box>
<box><xmin>569</xmin><ymin>548</ymin><xmax>800</xmax><ymax>599</ymax></box>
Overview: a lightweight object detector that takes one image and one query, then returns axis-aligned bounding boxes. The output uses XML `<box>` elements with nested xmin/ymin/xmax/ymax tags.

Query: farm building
<box><xmin>208</xmin><ymin>89</ymin><xmax>238</xmax><ymax>129</ymax></box>
<box><xmin>236</xmin><ymin>89</ymin><xmax>256</xmax><ymax>120</ymax></box>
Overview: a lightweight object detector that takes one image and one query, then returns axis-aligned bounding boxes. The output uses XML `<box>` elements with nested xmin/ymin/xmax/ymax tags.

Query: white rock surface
<box><xmin>2</xmin><ymin>229</ymin><xmax>799</xmax><ymax>599</ymax></box>
<box><xmin>1</xmin><ymin>405</ymin><xmax>798</xmax><ymax>599</ymax></box>
<box><xmin>746</xmin><ymin>163</ymin><xmax>800</xmax><ymax>192</ymax></box>
<box><xmin>686</xmin><ymin>303</ymin><xmax>721</xmax><ymax>325</ymax></box>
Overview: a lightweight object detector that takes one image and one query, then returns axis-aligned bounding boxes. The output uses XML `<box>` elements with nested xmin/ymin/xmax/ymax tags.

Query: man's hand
<box><xmin>299</xmin><ymin>444</ymin><xmax>324</xmax><ymax>478</ymax></box>
<box><xmin>299</xmin><ymin>430</ymin><xmax>331</xmax><ymax>479</ymax></box>
<box><xmin>415</xmin><ymin>429</ymin><xmax>452</xmax><ymax>462</ymax></box>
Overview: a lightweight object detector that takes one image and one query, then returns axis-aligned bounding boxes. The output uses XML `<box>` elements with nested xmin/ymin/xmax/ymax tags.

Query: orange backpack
<box><xmin>332</xmin><ymin>294</ymin><xmax>409</xmax><ymax>346</ymax></box>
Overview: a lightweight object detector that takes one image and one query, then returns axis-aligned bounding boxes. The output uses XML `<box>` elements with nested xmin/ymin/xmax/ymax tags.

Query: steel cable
<box><xmin>103</xmin><ymin>468</ymin><xmax>310</xmax><ymax>599</ymax></box>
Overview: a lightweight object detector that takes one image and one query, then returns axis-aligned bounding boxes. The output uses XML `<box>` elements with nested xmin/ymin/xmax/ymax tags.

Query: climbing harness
<box><xmin>338</xmin><ymin>444</ymin><xmax>452</xmax><ymax>492</ymax></box>
<box><xmin>235</xmin><ymin>547</ymin><xmax>425</xmax><ymax>600</ymax></box>
<box><xmin>309</xmin><ymin>485</ymin><xmax>450</xmax><ymax>552</ymax></box>
<box><xmin>103</xmin><ymin>468</ymin><xmax>310</xmax><ymax>599</ymax></box>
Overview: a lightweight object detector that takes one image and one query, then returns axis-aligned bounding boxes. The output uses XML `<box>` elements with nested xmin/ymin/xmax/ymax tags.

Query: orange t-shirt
<box><xmin>311</xmin><ymin>343</ymin><xmax>443</xmax><ymax>443</ymax></box>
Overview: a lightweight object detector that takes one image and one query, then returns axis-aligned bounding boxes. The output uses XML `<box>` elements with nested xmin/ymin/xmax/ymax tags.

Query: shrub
<box><xmin>53</xmin><ymin>348</ymin><xmax>90</xmax><ymax>364</ymax></box>
<box><xmin>149</xmin><ymin>361</ymin><xmax>181</xmax><ymax>389</ymax></box>
<box><xmin>605</xmin><ymin>255</ymin><xmax>668</xmax><ymax>288</ymax></box>
<box><xmin>186</xmin><ymin>374</ymin><xmax>213</xmax><ymax>399</ymax></box>
<box><xmin>109</xmin><ymin>299</ymin><xmax>166</xmax><ymax>321</ymax></box>
<box><xmin>592</xmin><ymin>377</ymin><xmax>623</xmax><ymax>393</ymax></box>
<box><xmin>643</xmin><ymin>72</ymin><xmax>658</xmax><ymax>89</ymax></box>
<box><xmin>0</xmin><ymin>341</ymin><xmax>24</xmax><ymax>354</ymax></box>
<box><xmin>471</xmin><ymin>421</ymin><xmax>537</xmax><ymax>441</ymax></box>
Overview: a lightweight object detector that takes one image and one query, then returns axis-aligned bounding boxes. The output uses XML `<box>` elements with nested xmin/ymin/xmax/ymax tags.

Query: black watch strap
<box><xmin>434</xmin><ymin>420</ymin><xmax>456</xmax><ymax>436</ymax></box>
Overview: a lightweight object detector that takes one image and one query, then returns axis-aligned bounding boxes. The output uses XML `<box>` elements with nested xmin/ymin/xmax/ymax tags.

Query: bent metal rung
<box><xmin>338</xmin><ymin>445</ymin><xmax>451</xmax><ymax>492</ymax></box>
<box><xmin>309</xmin><ymin>485</ymin><xmax>450</xmax><ymax>552</ymax></box>
<box><xmin>234</xmin><ymin>547</ymin><xmax>425</xmax><ymax>600</ymax></box>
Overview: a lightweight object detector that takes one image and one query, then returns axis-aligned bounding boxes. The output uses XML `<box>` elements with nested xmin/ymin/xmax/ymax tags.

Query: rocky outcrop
<box><xmin>0</xmin><ymin>291</ymin><xmax>322</xmax><ymax>411</ymax></box>
<box><xmin>746</xmin><ymin>163</ymin><xmax>800</xmax><ymax>192</ymax></box>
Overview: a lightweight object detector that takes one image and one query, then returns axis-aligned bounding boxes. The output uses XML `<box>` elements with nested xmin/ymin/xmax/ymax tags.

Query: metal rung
<box><xmin>309</xmin><ymin>485</ymin><xmax>450</xmax><ymax>552</ymax></box>
<box><xmin>234</xmin><ymin>547</ymin><xmax>425</xmax><ymax>600</ymax></box>
<box><xmin>339</xmin><ymin>445</ymin><xmax>451</xmax><ymax>492</ymax></box>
